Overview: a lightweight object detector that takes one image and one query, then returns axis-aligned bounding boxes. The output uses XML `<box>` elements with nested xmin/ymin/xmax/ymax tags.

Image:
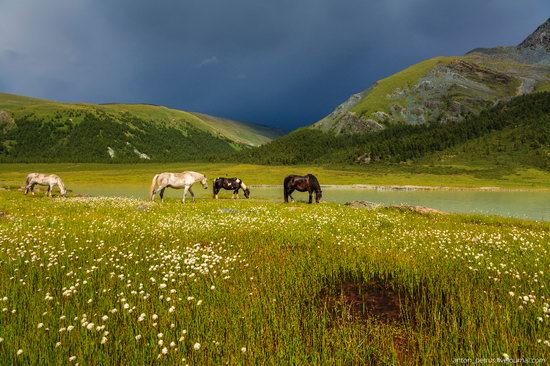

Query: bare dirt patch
<box><xmin>320</xmin><ymin>276</ymin><xmax>427</xmax><ymax>363</ymax></box>
<box><xmin>320</xmin><ymin>277</ymin><xmax>405</xmax><ymax>324</ymax></box>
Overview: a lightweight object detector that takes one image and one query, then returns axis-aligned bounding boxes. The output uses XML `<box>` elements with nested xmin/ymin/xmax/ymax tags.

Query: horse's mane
<box><xmin>183</xmin><ymin>171</ymin><xmax>206</xmax><ymax>180</ymax></box>
<box><xmin>307</xmin><ymin>174</ymin><xmax>321</xmax><ymax>192</ymax></box>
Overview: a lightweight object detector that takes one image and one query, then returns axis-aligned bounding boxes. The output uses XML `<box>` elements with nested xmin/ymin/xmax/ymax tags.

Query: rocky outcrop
<box><xmin>311</xmin><ymin>18</ymin><xmax>550</xmax><ymax>135</ymax></box>
<box><xmin>388</xmin><ymin>204</ymin><xmax>446</xmax><ymax>215</ymax></box>
<box><xmin>346</xmin><ymin>201</ymin><xmax>382</xmax><ymax>209</ymax></box>
<box><xmin>518</xmin><ymin>17</ymin><xmax>550</xmax><ymax>52</ymax></box>
<box><xmin>447</xmin><ymin>60</ymin><xmax>513</xmax><ymax>84</ymax></box>
<box><xmin>0</xmin><ymin>110</ymin><xmax>15</xmax><ymax>133</ymax></box>
<box><xmin>346</xmin><ymin>200</ymin><xmax>446</xmax><ymax>215</ymax></box>
<box><xmin>313</xmin><ymin>111</ymin><xmax>385</xmax><ymax>135</ymax></box>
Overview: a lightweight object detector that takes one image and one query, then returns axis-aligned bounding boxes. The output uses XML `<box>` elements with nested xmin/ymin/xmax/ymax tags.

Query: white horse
<box><xmin>24</xmin><ymin>173</ymin><xmax>67</xmax><ymax>197</ymax></box>
<box><xmin>150</xmin><ymin>171</ymin><xmax>208</xmax><ymax>203</ymax></box>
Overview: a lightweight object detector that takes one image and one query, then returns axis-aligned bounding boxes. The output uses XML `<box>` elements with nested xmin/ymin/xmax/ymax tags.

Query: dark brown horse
<box><xmin>283</xmin><ymin>174</ymin><xmax>322</xmax><ymax>204</ymax></box>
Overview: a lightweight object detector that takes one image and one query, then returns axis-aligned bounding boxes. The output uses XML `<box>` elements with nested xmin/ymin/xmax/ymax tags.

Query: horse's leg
<box><xmin>234</xmin><ymin>189</ymin><xmax>239</xmax><ymax>199</ymax></box>
<box><xmin>288</xmin><ymin>189</ymin><xmax>295</xmax><ymax>202</ymax></box>
<box><xmin>308</xmin><ymin>190</ymin><xmax>313</xmax><ymax>204</ymax></box>
<box><xmin>159</xmin><ymin>188</ymin><xmax>165</xmax><ymax>202</ymax></box>
<box><xmin>152</xmin><ymin>185</ymin><xmax>165</xmax><ymax>202</ymax></box>
<box><xmin>30</xmin><ymin>183</ymin><xmax>36</xmax><ymax>195</ymax></box>
<box><xmin>47</xmin><ymin>185</ymin><xmax>52</xmax><ymax>197</ymax></box>
<box><xmin>188</xmin><ymin>187</ymin><xmax>195</xmax><ymax>203</ymax></box>
<box><xmin>182</xmin><ymin>186</ymin><xmax>189</xmax><ymax>204</ymax></box>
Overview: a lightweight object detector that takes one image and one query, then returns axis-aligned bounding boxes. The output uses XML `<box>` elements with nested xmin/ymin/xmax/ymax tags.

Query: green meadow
<box><xmin>0</xmin><ymin>191</ymin><xmax>549</xmax><ymax>364</ymax></box>
<box><xmin>1</xmin><ymin>163</ymin><xmax>550</xmax><ymax>190</ymax></box>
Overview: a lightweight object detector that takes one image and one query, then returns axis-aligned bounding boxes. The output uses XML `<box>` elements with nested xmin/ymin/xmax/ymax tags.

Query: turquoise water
<box><xmin>70</xmin><ymin>184</ymin><xmax>550</xmax><ymax>221</ymax></box>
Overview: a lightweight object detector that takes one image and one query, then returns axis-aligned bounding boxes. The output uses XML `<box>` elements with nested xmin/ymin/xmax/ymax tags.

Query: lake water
<box><xmin>71</xmin><ymin>184</ymin><xmax>550</xmax><ymax>221</ymax></box>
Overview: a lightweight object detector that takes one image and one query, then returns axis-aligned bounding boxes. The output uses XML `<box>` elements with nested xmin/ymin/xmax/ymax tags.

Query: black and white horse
<box><xmin>283</xmin><ymin>174</ymin><xmax>322</xmax><ymax>204</ymax></box>
<box><xmin>213</xmin><ymin>177</ymin><xmax>250</xmax><ymax>199</ymax></box>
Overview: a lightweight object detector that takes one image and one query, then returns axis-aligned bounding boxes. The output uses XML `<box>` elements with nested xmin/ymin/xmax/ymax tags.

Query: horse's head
<box><xmin>201</xmin><ymin>176</ymin><xmax>208</xmax><ymax>189</ymax></box>
<box><xmin>243</xmin><ymin>188</ymin><xmax>250</xmax><ymax>199</ymax></box>
<box><xmin>316</xmin><ymin>189</ymin><xmax>322</xmax><ymax>203</ymax></box>
<box><xmin>58</xmin><ymin>180</ymin><xmax>68</xmax><ymax>197</ymax></box>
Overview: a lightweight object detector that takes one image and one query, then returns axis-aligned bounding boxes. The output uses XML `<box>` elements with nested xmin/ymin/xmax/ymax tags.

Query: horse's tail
<box><xmin>212</xmin><ymin>178</ymin><xmax>218</xmax><ymax>198</ymax></box>
<box><xmin>150</xmin><ymin>174</ymin><xmax>159</xmax><ymax>201</ymax></box>
<box><xmin>24</xmin><ymin>174</ymin><xmax>31</xmax><ymax>195</ymax></box>
<box><xmin>283</xmin><ymin>175</ymin><xmax>292</xmax><ymax>202</ymax></box>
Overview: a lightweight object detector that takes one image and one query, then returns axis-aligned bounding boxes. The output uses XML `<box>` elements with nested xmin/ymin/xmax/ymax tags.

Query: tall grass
<box><xmin>0</xmin><ymin>191</ymin><xmax>548</xmax><ymax>364</ymax></box>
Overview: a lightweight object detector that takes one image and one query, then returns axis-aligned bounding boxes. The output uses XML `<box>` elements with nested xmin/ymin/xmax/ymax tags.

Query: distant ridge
<box><xmin>99</xmin><ymin>102</ymin><xmax>163</xmax><ymax>107</ymax></box>
<box><xmin>309</xmin><ymin>17</ymin><xmax>550</xmax><ymax>135</ymax></box>
<box><xmin>0</xmin><ymin>92</ymin><xmax>285</xmax><ymax>162</ymax></box>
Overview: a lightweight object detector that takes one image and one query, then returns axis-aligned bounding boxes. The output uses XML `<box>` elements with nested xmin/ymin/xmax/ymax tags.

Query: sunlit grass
<box><xmin>2</xmin><ymin>163</ymin><xmax>550</xmax><ymax>190</ymax></box>
<box><xmin>0</xmin><ymin>191</ymin><xmax>549</xmax><ymax>364</ymax></box>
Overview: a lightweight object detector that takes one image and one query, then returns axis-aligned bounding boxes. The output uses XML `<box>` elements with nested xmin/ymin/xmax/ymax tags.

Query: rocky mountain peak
<box><xmin>518</xmin><ymin>17</ymin><xmax>550</xmax><ymax>51</ymax></box>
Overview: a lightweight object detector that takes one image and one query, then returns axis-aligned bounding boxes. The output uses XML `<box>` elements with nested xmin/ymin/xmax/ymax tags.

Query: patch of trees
<box><xmin>0</xmin><ymin>110</ymin><xmax>236</xmax><ymax>162</ymax></box>
<box><xmin>234</xmin><ymin>92</ymin><xmax>550</xmax><ymax>169</ymax></box>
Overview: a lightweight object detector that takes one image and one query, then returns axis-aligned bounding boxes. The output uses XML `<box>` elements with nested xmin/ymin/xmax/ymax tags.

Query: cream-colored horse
<box><xmin>24</xmin><ymin>173</ymin><xmax>67</xmax><ymax>197</ymax></box>
<box><xmin>150</xmin><ymin>171</ymin><xmax>208</xmax><ymax>203</ymax></box>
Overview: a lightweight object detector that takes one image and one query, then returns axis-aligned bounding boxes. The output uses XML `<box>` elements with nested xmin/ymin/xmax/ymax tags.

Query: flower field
<box><xmin>0</xmin><ymin>191</ymin><xmax>549</xmax><ymax>364</ymax></box>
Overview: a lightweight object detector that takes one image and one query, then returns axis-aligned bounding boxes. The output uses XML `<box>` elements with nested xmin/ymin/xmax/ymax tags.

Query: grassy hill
<box><xmin>237</xmin><ymin>92</ymin><xmax>550</xmax><ymax>172</ymax></box>
<box><xmin>312</xmin><ymin>18</ymin><xmax>550</xmax><ymax>135</ymax></box>
<box><xmin>0</xmin><ymin>93</ymin><xmax>284</xmax><ymax>162</ymax></box>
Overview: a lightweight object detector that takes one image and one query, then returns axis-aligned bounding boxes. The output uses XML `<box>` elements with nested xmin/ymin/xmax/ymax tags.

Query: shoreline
<box><xmin>250</xmin><ymin>184</ymin><xmax>549</xmax><ymax>192</ymax></box>
<box><xmin>3</xmin><ymin>184</ymin><xmax>547</xmax><ymax>193</ymax></box>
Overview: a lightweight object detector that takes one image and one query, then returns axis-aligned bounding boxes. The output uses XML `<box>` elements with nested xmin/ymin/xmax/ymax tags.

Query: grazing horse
<box><xmin>283</xmin><ymin>174</ymin><xmax>322</xmax><ymax>204</ymax></box>
<box><xmin>213</xmin><ymin>177</ymin><xmax>250</xmax><ymax>199</ymax></box>
<box><xmin>150</xmin><ymin>171</ymin><xmax>208</xmax><ymax>203</ymax></box>
<box><xmin>24</xmin><ymin>173</ymin><xmax>67</xmax><ymax>197</ymax></box>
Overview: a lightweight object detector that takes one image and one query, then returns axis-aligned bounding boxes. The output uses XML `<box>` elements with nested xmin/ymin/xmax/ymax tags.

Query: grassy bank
<box><xmin>0</xmin><ymin>191</ymin><xmax>548</xmax><ymax>364</ymax></box>
<box><xmin>1</xmin><ymin>163</ymin><xmax>550</xmax><ymax>190</ymax></box>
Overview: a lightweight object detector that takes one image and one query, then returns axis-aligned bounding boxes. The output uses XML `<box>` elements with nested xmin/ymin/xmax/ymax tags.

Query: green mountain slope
<box><xmin>237</xmin><ymin>92</ymin><xmax>550</xmax><ymax>170</ymax></box>
<box><xmin>312</xmin><ymin>18</ymin><xmax>550</xmax><ymax>135</ymax></box>
<box><xmin>0</xmin><ymin>93</ymin><xmax>284</xmax><ymax>162</ymax></box>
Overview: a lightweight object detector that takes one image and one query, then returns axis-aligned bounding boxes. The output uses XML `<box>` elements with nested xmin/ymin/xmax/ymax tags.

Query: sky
<box><xmin>0</xmin><ymin>1</ymin><xmax>549</xmax><ymax>130</ymax></box>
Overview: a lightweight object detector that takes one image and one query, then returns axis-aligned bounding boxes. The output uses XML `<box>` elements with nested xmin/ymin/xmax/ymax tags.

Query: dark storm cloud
<box><xmin>1</xmin><ymin>0</ymin><xmax>549</xmax><ymax>129</ymax></box>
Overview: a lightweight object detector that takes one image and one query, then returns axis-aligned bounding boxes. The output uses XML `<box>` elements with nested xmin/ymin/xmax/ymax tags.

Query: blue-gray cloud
<box><xmin>0</xmin><ymin>0</ymin><xmax>548</xmax><ymax>129</ymax></box>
